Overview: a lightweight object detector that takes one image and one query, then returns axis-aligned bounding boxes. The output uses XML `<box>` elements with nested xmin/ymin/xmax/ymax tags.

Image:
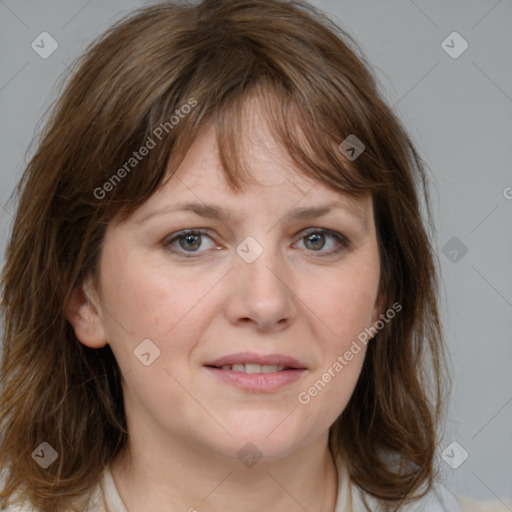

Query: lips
<box><xmin>204</xmin><ymin>352</ymin><xmax>307</xmax><ymax>392</ymax></box>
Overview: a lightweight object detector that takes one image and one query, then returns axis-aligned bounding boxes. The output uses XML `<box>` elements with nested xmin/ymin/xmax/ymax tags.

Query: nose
<box><xmin>224</xmin><ymin>241</ymin><xmax>298</xmax><ymax>332</ymax></box>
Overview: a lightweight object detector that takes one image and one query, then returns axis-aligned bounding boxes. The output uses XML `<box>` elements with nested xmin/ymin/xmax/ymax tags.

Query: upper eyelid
<box><xmin>166</xmin><ymin>227</ymin><xmax>344</xmax><ymax>240</ymax></box>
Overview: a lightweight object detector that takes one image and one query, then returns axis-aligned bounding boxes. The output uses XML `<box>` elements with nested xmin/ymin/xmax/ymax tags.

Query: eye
<box><xmin>295</xmin><ymin>228</ymin><xmax>351</xmax><ymax>257</ymax></box>
<box><xmin>164</xmin><ymin>229</ymin><xmax>218</xmax><ymax>257</ymax></box>
<box><xmin>164</xmin><ymin>227</ymin><xmax>351</xmax><ymax>259</ymax></box>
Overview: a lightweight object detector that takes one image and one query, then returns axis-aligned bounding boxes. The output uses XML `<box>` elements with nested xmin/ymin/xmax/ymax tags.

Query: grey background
<box><xmin>1</xmin><ymin>0</ymin><xmax>511</xmax><ymax>505</ymax></box>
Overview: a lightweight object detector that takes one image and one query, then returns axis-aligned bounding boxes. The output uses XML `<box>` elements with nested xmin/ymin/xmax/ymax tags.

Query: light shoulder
<box><xmin>456</xmin><ymin>495</ymin><xmax>512</xmax><ymax>512</ymax></box>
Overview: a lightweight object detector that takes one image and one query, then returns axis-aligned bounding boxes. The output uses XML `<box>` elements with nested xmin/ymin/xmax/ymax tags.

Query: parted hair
<box><xmin>0</xmin><ymin>1</ymin><xmax>450</xmax><ymax>510</ymax></box>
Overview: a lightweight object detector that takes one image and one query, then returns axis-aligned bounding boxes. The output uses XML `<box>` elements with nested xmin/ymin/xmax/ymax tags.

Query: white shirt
<box><xmin>2</xmin><ymin>454</ymin><xmax>510</xmax><ymax>511</ymax></box>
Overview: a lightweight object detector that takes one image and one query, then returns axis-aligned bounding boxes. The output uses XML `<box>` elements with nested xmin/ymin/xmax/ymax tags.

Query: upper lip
<box><xmin>205</xmin><ymin>352</ymin><xmax>307</xmax><ymax>369</ymax></box>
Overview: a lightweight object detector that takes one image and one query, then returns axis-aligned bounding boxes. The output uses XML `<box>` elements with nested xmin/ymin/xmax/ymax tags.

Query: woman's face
<box><xmin>77</xmin><ymin>111</ymin><xmax>383</xmax><ymax>462</ymax></box>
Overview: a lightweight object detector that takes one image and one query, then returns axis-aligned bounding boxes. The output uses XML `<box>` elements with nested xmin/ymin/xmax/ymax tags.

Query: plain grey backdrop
<box><xmin>1</xmin><ymin>0</ymin><xmax>511</xmax><ymax>505</ymax></box>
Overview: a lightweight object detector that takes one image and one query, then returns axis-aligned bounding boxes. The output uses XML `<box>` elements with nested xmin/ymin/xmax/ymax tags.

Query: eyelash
<box><xmin>163</xmin><ymin>228</ymin><xmax>351</xmax><ymax>259</ymax></box>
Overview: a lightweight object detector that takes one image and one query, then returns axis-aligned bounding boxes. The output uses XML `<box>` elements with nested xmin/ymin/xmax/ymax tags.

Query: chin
<box><xmin>203</xmin><ymin>423</ymin><xmax>309</xmax><ymax>463</ymax></box>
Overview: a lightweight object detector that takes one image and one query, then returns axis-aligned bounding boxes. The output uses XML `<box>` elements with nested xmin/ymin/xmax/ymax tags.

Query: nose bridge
<box><xmin>227</xmin><ymin>232</ymin><xmax>296</xmax><ymax>329</ymax></box>
<box><xmin>237</xmin><ymin>233</ymin><xmax>288</xmax><ymax>299</ymax></box>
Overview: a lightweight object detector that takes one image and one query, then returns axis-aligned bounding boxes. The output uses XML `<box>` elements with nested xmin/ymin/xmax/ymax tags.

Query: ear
<box><xmin>368</xmin><ymin>288</ymin><xmax>388</xmax><ymax>340</ymax></box>
<box><xmin>370</xmin><ymin>289</ymin><xmax>386</xmax><ymax>323</ymax></box>
<box><xmin>65</xmin><ymin>273</ymin><xmax>108</xmax><ymax>348</ymax></box>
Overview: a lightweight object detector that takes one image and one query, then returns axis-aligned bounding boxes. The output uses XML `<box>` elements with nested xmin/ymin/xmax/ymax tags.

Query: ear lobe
<box><xmin>65</xmin><ymin>274</ymin><xmax>108</xmax><ymax>348</ymax></box>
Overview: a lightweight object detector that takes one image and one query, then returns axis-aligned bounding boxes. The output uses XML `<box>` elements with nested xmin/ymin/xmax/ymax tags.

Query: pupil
<box><xmin>306</xmin><ymin>233</ymin><xmax>324</xmax><ymax>250</ymax></box>
<box><xmin>181</xmin><ymin>234</ymin><xmax>200</xmax><ymax>251</ymax></box>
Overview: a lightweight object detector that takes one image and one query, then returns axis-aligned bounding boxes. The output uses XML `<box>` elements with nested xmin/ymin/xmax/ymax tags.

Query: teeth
<box><xmin>245</xmin><ymin>363</ymin><xmax>263</xmax><ymax>374</ymax></box>
<box><xmin>219</xmin><ymin>363</ymin><xmax>286</xmax><ymax>373</ymax></box>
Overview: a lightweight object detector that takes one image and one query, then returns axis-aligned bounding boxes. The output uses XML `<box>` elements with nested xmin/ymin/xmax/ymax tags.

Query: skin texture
<box><xmin>66</xmin><ymin>103</ymin><xmax>384</xmax><ymax>512</ymax></box>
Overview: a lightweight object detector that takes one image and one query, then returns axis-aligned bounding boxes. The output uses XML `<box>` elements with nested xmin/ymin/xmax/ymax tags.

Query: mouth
<box><xmin>204</xmin><ymin>352</ymin><xmax>307</xmax><ymax>392</ymax></box>
<box><xmin>212</xmin><ymin>363</ymin><xmax>289</xmax><ymax>373</ymax></box>
<box><xmin>204</xmin><ymin>352</ymin><xmax>307</xmax><ymax>371</ymax></box>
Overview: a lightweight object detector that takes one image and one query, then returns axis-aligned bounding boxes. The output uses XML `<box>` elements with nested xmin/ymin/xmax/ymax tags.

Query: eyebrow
<box><xmin>137</xmin><ymin>200</ymin><xmax>368</xmax><ymax>231</ymax></box>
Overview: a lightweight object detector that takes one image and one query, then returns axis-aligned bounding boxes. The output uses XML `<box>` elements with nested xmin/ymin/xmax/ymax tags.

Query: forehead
<box><xmin>172</xmin><ymin>120</ymin><xmax>317</xmax><ymax>195</ymax></box>
<box><xmin>134</xmin><ymin>119</ymin><xmax>371</xmax><ymax>232</ymax></box>
<box><xmin>127</xmin><ymin>89</ymin><xmax>373</xmax><ymax>228</ymax></box>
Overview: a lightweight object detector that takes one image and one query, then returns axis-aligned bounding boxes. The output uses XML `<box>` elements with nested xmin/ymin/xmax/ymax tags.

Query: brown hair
<box><xmin>0</xmin><ymin>0</ymin><xmax>450</xmax><ymax>510</ymax></box>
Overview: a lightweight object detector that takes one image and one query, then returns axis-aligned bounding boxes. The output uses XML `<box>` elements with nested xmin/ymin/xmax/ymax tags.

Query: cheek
<box><xmin>99</xmin><ymin>258</ymin><xmax>165</xmax><ymax>334</ymax></box>
<box><xmin>296</xmin><ymin>342</ymin><xmax>367</xmax><ymax>436</ymax></box>
<box><xmin>306</xmin><ymin>264</ymin><xmax>379</xmax><ymax>344</ymax></box>
<box><xmin>98</xmin><ymin>247</ymin><xmax>184</xmax><ymax>331</ymax></box>
<box><xmin>295</xmin><ymin>255</ymin><xmax>378</xmax><ymax>413</ymax></box>
<box><xmin>97</xmin><ymin>250</ymin><xmax>223</xmax><ymax>368</ymax></box>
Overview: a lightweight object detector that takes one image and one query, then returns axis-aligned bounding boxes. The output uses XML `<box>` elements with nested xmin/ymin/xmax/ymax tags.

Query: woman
<box><xmin>0</xmin><ymin>1</ymin><xmax>507</xmax><ymax>511</ymax></box>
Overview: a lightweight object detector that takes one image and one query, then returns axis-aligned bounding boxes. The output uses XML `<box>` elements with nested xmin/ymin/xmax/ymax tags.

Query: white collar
<box><xmin>98</xmin><ymin>452</ymin><xmax>461</xmax><ymax>512</ymax></box>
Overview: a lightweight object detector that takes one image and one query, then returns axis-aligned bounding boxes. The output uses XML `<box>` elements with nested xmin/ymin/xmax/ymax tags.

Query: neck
<box><xmin>110</xmin><ymin>435</ymin><xmax>339</xmax><ymax>512</ymax></box>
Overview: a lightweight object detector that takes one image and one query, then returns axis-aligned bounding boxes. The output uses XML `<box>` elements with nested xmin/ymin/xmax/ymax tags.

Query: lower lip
<box><xmin>205</xmin><ymin>367</ymin><xmax>307</xmax><ymax>392</ymax></box>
